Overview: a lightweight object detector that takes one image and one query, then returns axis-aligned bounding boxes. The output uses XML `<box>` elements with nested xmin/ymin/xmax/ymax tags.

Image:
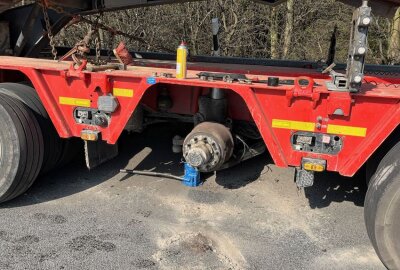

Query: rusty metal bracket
<box><xmin>64</xmin><ymin>59</ymin><xmax>88</xmax><ymax>78</ymax></box>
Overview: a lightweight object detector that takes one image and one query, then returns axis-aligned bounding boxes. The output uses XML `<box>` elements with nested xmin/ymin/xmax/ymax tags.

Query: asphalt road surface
<box><xmin>0</xmin><ymin>124</ymin><xmax>385</xmax><ymax>270</ymax></box>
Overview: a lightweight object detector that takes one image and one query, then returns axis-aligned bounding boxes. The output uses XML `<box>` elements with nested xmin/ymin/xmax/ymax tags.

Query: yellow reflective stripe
<box><xmin>113</xmin><ymin>88</ymin><xmax>134</xmax><ymax>98</ymax></box>
<box><xmin>59</xmin><ymin>97</ymin><xmax>91</xmax><ymax>107</ymax></box>
<box><xmin>272</xmin><ymin>119</ymin><xmax>367</xmax><ymax>137</ymax></box>
<box><xmin>327</xmin><ymin>124</ymin><xmax>367</xmax><ymax>137</ymax></box>
<box><xmin>272</xmin><ymin>119</ymin><xmax>315</xmax><ymax>132</ymax></box>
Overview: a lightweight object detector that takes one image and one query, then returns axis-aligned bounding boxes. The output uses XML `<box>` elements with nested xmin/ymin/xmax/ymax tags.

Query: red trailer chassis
<box><xmin>0</xmin><ymin>55</ymin><xmax>398</xmax><ymax>177</ymax></box>
<box><xmin>2</xmin><ymin>1</ymin><xmax>400</xmax><ymax>269</ymax></box>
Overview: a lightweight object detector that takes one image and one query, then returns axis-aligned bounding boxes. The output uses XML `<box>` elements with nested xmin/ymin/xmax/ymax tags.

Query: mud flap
<box><xmin>84</xmin><ymin>140</ymin><xmax>118</xmax><ymax>169</ymax></box>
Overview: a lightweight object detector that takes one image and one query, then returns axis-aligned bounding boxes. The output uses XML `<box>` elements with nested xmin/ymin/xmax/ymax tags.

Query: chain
<box><xmin>40</xmin><ymin>0</ymin><xmax>58</xmax><ymax>60</ymax></box>
<box><xmin>365</xmin><ymin>70</ymin><xmax>400</xmax><ymax>77</ymax></box>
<box><xmin>363</xmin><ymin>79</ymin><xmax>400</xmax><ymax>88</ymax></box>
<box><xmin>94</xmin><ymin>34</ymin><xmax>101</xmax><ymax>65</ymax></box>
<box><xmin>93</xmin><ymin>15</ymin><xmax>102</xmax><ymax>65</ymax></box>
<box><xmin>37</xmin><ymin>0</ymin><xmax>174</xmax><ymax>63</ymax></box>
<box><xmin>363</xmin><ymin>70</ymin><xmax>400</xmax><ymax>88</ymax></box>
<box><xmin>39</xmin><ymin>1</ymin><xmax>173</xmax><ymax>53</ymax></box>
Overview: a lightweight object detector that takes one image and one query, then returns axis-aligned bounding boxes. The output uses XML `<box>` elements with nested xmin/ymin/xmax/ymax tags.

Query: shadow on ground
<box><xmin>0</xmin><ymin>123</ymin><xmax>188</xmax><ymax>208</ymax></box>
<box><xmin>304</xmin><ymin>170</ymin><xmax>367</xmax><ymax>209</ymax></box>
<box><xmin>0</xmin><ymin>123</ymin><xmax>368</xmax><ymax>210</ymax></box>
<box><xmin>214</xmin><ymin>154</ymin><xmax>272</xmax><ymax>189</ymax></box>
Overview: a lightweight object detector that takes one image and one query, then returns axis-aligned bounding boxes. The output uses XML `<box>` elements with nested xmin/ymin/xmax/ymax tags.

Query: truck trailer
<box><xmin>0</xmin><ymin>0</ymin><xmax>399</xmax><ymax>268</ymax></box>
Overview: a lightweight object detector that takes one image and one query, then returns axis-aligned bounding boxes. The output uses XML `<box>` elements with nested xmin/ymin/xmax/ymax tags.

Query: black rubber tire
<box><xmin>0</xmin><ymin>83</ymin><xmax>63</xmax><ymax>174</ymax></box>
<box><xmin>365</xmin><ymin>141</ymin><xmax>400</xmax><ymax>269</ymax></box>
<box><xmin>0</xmin><ymin>94</ymin><xmax>44</xmax><ymax>203</ymax></box>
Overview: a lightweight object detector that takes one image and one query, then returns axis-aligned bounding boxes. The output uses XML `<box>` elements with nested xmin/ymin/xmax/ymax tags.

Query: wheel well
<box><xmin>137</xmin><ymin>84</ymin><xmax>269</xmax><ymax>161</ymax></box>
<box><xmin>366</xmin><ymin>125</ymin><xmax>400</xmax><ymax>180</ymax></box>
<box><xmin>0</xmin><ymin>69</ymin><xmax>30</xmax><ymax>84</ymax></box>
<box><xmin>139</xmin><ymin>84</ymin><xmax>254</xmax><ymax>122</ymax></box>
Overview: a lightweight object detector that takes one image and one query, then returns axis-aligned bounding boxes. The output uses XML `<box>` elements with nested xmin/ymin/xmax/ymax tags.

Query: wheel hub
<box><xmin>183</xmin><ymin>122</ymin><xmax>234</xmax><ymax>172</ymax></box>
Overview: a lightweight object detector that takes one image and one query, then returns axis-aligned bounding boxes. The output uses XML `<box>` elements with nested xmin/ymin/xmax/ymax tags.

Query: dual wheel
<box><xmin>0</xmin><ymin>83</ymin><xmax>79</xmax><ymax>203</ymax></box>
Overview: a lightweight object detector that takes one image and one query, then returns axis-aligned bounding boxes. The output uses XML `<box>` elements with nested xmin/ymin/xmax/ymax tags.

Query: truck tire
<box><xmin>365</xmin><ymin>141</ymin><xmax>400</xmax><ymax>269</ymax></box>
<box><xmin>0</xmin><ymin>83</ymin><xmax>64</xmax><ymax>174</ymax></box>
<box><xmin>0</xmin><ymin>94</ymin><xmax>44</xmax><ymax>203</ymax></box>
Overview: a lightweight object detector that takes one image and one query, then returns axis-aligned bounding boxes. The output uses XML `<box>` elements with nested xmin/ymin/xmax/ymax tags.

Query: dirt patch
<box><xmin>137</xmin><ymin>210</ymin><xmax>152</xmax><ymax>218</ymax></box>
<box><xmin>128</xmin><ymin>219</ymin><xmax>143</xmax><ymax>226</ymax></box>
<box><xmin>0</xmin><ymin>261</ymin><xmax>10</xmax><ymax>269</ymax></box>
<box><xmin>154</xmin><ymin>230</ymin><xmax>246</xmax><ymax>270</ymax></box>
<box><xmin>16</xmin><ymin>235</ymin><xmax>39</xmax><ymax>244</ymax></box>
<box><xmin>12</xmin><ymin>244</ymin><xmax>33</xmax><ymax>256</ymax></box>
<box><xmin>33</xmin><ymin>213</ymin><xmax>67</xmax><ymax>224</ymax></box>
<box><xmin>0</xmin><ymin>230</ymin><xmax>11</xmax><ymax>242</ymax></box>
<box><xmin>312</xmin><ymin>246</ymin><xmax>383</xmax><ymax>269</ymax></box>
<box><xmin>132</xmin><ymin>259</ymin><xmax>156</xmax><ymax>269</ymax></box>
<box><xmin>181</xmin><ymin>233</ymin><xmax>214</xmax><ymax>253</ymax></box>
<box><xmin>38</xmin><ymin>250</ymin><xmax>59</xmax><ymax>263</ymax></box>
<box><xmin>187</xmin><ymin>190</ymin><xmax>223</xmax><ymax>204</ymax></box>
<box><xmin>67</xmin><ymin>235</ymin><xmax>116</xmax><ymax>255</ymax></box>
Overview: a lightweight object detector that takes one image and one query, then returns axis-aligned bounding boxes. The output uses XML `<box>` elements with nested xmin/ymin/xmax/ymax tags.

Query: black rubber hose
<box><xmin>120</xmin><ymin>169</ymin><xmax>183</xmax><ymax>181</ymax></box>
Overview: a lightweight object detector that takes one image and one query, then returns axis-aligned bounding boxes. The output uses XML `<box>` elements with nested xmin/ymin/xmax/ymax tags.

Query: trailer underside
<box><xmin>0</xmin><ymin>55</ymin><xmax>398</xmax><ymax>178</ymax></box>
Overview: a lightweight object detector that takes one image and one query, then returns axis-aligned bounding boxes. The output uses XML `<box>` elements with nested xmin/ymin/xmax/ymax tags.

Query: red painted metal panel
<box><xmin>0</xmin><ymin>56</ymin><xmax>399</xmax><ymax>177</ymax></box>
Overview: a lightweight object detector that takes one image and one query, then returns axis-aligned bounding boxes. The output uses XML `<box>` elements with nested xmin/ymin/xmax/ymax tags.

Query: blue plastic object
<box><xmin>146</xmin><ymin>77</ymin><xmax>157</xmax><ymax>85</ymax></box>
<box><xmin>183</xmin><ymin>163</ymin><xmax>201</xmax><ymax>187</ymax></box>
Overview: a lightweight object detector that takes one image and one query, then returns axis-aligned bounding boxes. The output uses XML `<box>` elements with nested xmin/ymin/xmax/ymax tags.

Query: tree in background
<box><xmin>52</xmin><ymin>0</ymin><xmax>400</xmax><ymax>65</ymax></box>
<box><xmin>282</xmin><ymin>0</ymin><xmax>294</xmax><ymax>58</ymax></box>
<box><xmin>388</xmin><ymin>8</ymin><xmax>400</xmax><ymax>64</ymax></box>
